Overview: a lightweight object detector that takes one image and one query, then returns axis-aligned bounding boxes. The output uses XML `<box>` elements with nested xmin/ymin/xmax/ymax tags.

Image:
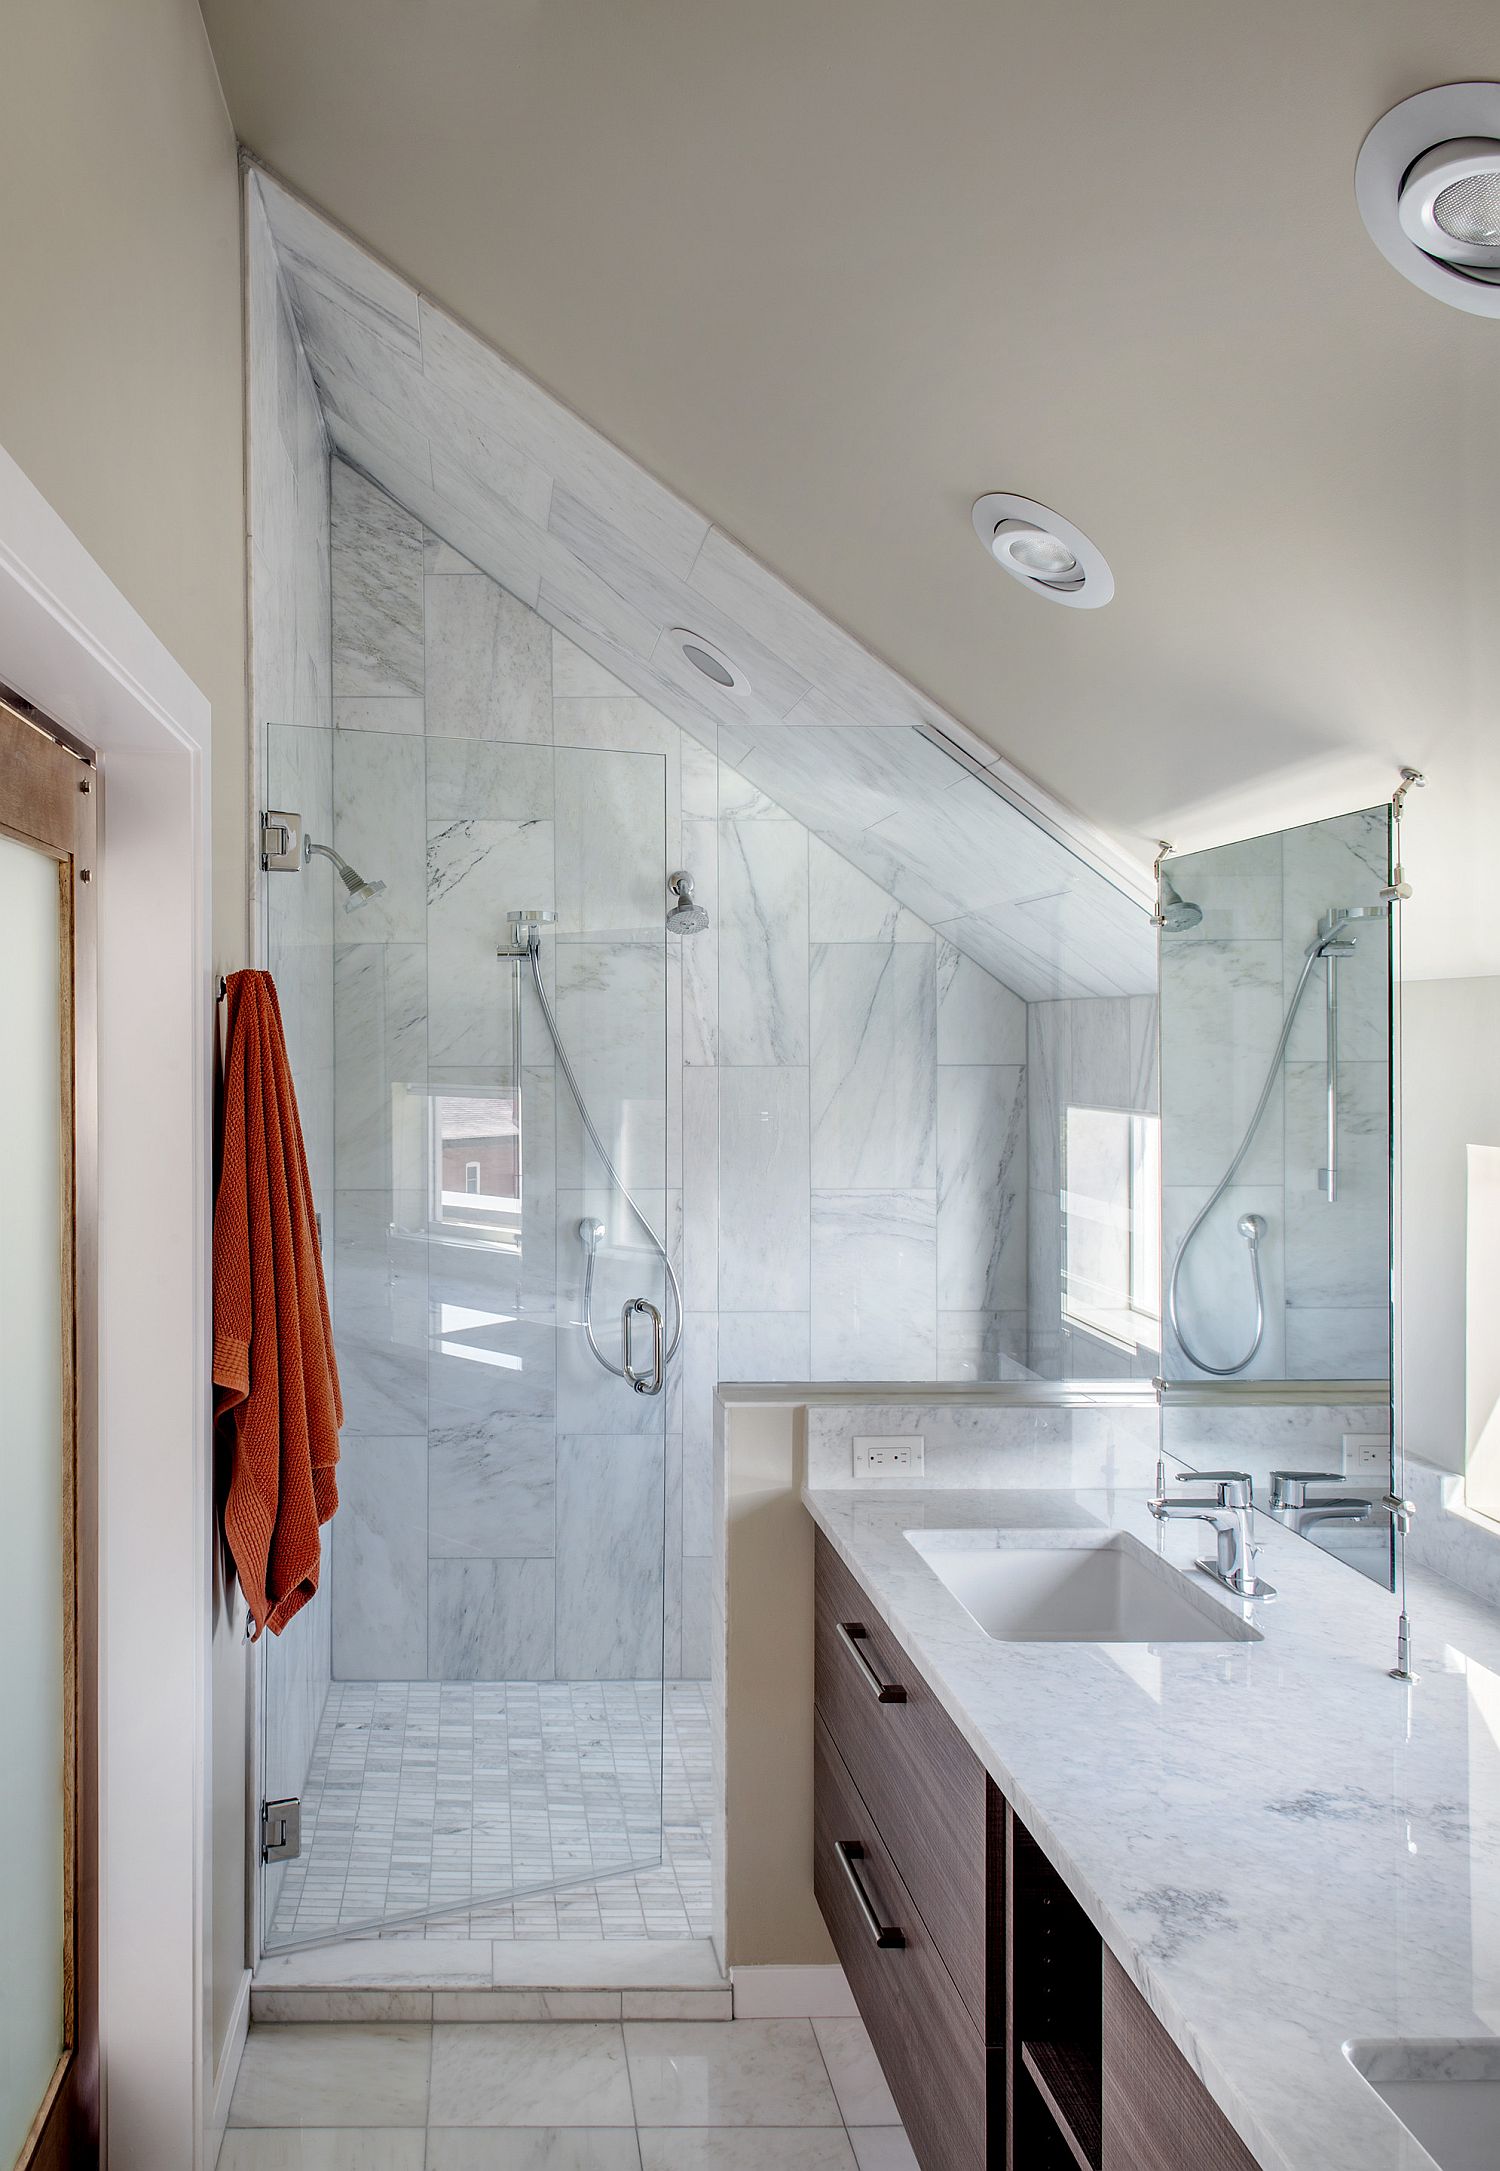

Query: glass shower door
<box><xmin>261</xmin><ymin>731</ymin><xmax>670</xmax><ymax>1950</ymax></box>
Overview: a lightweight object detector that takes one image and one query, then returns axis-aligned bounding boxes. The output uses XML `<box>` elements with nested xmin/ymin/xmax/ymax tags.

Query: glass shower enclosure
<box><xmin>259</xmin><ymin>725</ymin><xmax>670</xmax><ymax>1950</ymax></box>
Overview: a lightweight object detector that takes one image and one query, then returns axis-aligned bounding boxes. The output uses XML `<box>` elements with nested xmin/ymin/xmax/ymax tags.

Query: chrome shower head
<box><xmin>1157</xmin><ymin>873</ymin><xmax>1203</xmax><ymax>933</ymax></box>
<box><xmin>666</xmin><ymin>870</ymin><xmax>709</xmax><ymax>934</ymax></box>
<box><xmin>305</xmin><ymin>837</ymin><xmax>386</xmax><ymax>914</ymax></box>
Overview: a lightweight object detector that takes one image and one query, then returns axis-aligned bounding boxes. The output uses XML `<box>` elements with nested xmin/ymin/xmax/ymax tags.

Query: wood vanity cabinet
<box><xmin>812</xmin><ymin>1532</ymin><xmax>1264</xmax><ymax>2171</ymax></box>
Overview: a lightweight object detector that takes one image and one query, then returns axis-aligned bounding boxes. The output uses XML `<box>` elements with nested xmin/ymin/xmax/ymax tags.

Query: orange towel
<box><xmin>214</xmin><ymin>970</ymin><xmax>342</xmax><ymax>1637</ymax></box>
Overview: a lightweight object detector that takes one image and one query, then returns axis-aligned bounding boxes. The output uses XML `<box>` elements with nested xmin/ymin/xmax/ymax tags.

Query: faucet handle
<box><xmin>1269</xmin><ymin>1470</ymin><xmax>1345</xmax><ymax>1509</ymax></box>
<box><xmin>1179</xmin><ymin>1469</ymin><xmax>1253</xmax><ymax>1507</ymax></box>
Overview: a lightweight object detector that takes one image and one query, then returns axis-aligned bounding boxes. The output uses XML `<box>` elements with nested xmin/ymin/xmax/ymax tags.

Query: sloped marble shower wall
<box><xmin>326</xmin><ymin>459</ymin><xmax>1031</xmax><ymax>1680</ymax></box>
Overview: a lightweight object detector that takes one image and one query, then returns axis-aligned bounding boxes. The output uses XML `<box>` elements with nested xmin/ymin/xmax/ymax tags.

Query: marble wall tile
<box><xmin>679</xmin><ymin>816</ymin><xmax>719</xmax><ymax>1066</ymax></box>
<box><xmin>260</xmin><ymin>172</ymin><xmax>424</xmax><ymax>360</ymax></box>
<box><xmin>717</xmin><ymin>819</ymin><xmax>809</xmax><ymax>1065</ymax></box>
<box><xmin>718</xmin><ymin>1069</ymin><xmax>811</xmax><ymax>1312</ymax></box>
<box><xmin>808</xmin><ymin>834</ymin><xmax>931</xmax><ymax>942</ymax></box>
<box><xmin>333</xmin><ymin>1189</ymin><xmax>429</xmax><ymax>1432</ymax></box>
<box><xmin>1161</xmin><ymin>1180</ymin><xmax>1285</xmax><ymax>1379</ymax></box>
<box><xmin>936</xmin><ymin>1066</ymin><xmax>1027</xmax><ymax>1313</ymax></box>
<box><xmin>554</xmin><ymin>745</ymin><xmax>667</xmax><ymax>935</ymax></box>
<box><xmin>679</xmin><ymin>1557</ymin><xmax>712</xmax><ymax>1679</ymax></box>
<box><xmin>681</xmin><ymin>1067</ymin><xmax>719</xmax><ymax>1306</ymax></box>
<box><xmin>428</xmin><ymin>1558</ymin><xmax>556</xmax><ymax>1679</ymax></box>
<box><xmin>552</xmin><ymin>940</ymin><xmax>668</xmax><ymax>1189</ymax></box>
<box><xmin>810</xmin><ymin>1190</ymin><xmax>938</xmax><ymax>1378</ymax></box>
<box><xmin>553</xmin><ymin>626</ymin><xmax>637</xmax><ymax>700</ymax></box>
<box><xmin>1158</xmin><ymin>939</ymin><xmax>1284</xmax><ymax>1188</ymax></box>
<box><xmin>336</xmin><ymin>695</ymin><xmax>426</xmax><ymax>734</ymax></box>
<box><xmin>937</xmin><ymin>942</ymin><xmax>1028</xmax><ymax>1065</ymax></box>
<box><xmin>937</xmin><ymin>1309</ymin><xmax>1030</xmax><ymax>1380</ymax></box>
<box><xmin>810</xmin><ymin>944</ymin><xmax>935</xmax><ymax>1189</ymax></box>
<box><xmin>332</xmin><ymin>727</ymin><xmax>428</xmax><ymax>943</ymax></box>
<box><xmin>680</xmin><ymin>735</ymin><xmax>721</xmax><ymax>821</ymax></box>
<box><xmin>332</xmin><ymin>1437</ymin><xmax>429</xmax><ymax>1679</ymax></box>
<box><xmin>428</xmin><ymin>1313</ymin><xmax>557</xmax><ymax>1452</ymax></box>
<box><xmin>332</xmin><ymin>462</ymin><xmax>424</xmax><ymax>697</ymax></box>
<box><xmin>716</xmin><ymin>1312</ymin><xmax>812</xmax><ymax>1381</ymax></box>
<box><xmin>677</xmin><ymin>1313</ymin><xmax>719</xmax><ymax>1558</ymax></box>
<box><xmin>426</xmin><ymin>736</ymin><xmax>554</xmax><ymax>823</ymax></box>
<box><xmin>1284</xmin><ymin>1309</ymin><xmax>1392</xmax><ymax>1376</ymax></box>
<box><xmin>419</xmin><ymin>299</ymin><xmax>711</xmax><ymax>580</ymax></box>
<box><xmin>555</xmin><ymin>1436</ymin><xmax>666</xmax><ymax>1679</ymax></box>
<box><xmin>425</xmin><ymin>573</ymin><xmax>552</xmax><ymax>741</ymax></box>
<box><xmin>334</xmin><ymin>943</ymin><xmax>427</xmax><ymax>1189</ymax></box>
<box><xmin>427</xmin><ymin>816</ymin><xmax>554</xmax><ymax>1067</ymax></box>
<box><xmin>427</xmin><ymin>1428</ymin><xmax>555</xmax><ymax>1559</ymax></box>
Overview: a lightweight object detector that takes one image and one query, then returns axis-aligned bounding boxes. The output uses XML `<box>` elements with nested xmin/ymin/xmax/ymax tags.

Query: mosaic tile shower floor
<box><xmin>268</xmin><ymin>1680</ymin><xmax>713</xmax><ymax>1948</ymax></box>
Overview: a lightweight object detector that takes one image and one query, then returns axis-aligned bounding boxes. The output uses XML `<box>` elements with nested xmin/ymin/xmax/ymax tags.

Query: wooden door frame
<box><xmin>0</xmin><ymin>439</ymin><xmax>216</xmax><ymax>2170</ymax></box>
<box><xmin>0</xmin><ymin>698</ymin><xmax>99</xmax><ymax>2170</ymax></box>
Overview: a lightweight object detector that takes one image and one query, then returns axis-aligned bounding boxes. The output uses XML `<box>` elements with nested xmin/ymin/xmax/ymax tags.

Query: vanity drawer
<box><xmin>814</xmin><ymin>1713</ymin><xmax>999</xmax><ymax>2171</ymax></box>
<box><xmin>814</xmin><ymin>1533</ymin><xmax>1003</xmax><ymax>2039</ymax></box>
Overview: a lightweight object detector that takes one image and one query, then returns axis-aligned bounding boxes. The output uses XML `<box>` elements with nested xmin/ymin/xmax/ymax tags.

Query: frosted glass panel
<box><xmin>0</xmin><ymin>830</ymin><xmax>67</xmax><ymax>2160</ymax></box>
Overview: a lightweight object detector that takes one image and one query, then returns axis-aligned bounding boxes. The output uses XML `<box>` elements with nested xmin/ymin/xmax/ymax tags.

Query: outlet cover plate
<box><xmin>853</xmin><ymin>1434</ymin><xmax>925</xmax><ymax>1478</ymax></box>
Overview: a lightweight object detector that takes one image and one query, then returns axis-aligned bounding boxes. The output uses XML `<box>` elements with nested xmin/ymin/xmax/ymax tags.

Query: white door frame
<box><xmin>0</xmin><ymin>441</ymin><xmax>216</xmax><ymax>2170</ymax></box>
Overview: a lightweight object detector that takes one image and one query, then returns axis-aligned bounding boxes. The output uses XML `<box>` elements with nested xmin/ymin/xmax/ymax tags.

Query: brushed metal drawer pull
<box><xmin>835</xmin><ymin>1840</ymin><xmax>905</xmax><ymax>1949</ymax></box>
<box><xmin>836</xmin><ymin>1620</ymin><xmax>906</xmax><ymax>1703</ymax></box>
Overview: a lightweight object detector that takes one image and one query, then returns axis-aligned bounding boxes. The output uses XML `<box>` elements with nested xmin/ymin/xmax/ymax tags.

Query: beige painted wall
<box><xmin>722</xmin><ymin>1398</ymin><xmax>836</xmax><ymax>1967</ymax></box>
<box><xmin>0</xmin><ymin>0</ymin><xmax>250</xmax><ymax>2090</ymax></box>
<box><xmin>1401</xmin><ymin>978</ymin><xmax>1500</xmax><ymax>1476</ymax></box>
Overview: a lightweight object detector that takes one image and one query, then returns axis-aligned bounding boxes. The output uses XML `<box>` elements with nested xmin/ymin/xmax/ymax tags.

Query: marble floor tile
<box><xmin>624</xmin><ymin>2019</ymin><xmax>842</xmax><ymax>2128</ymax></box>
<box><xmin>639</xmin><ymin>2135</ymin><xmax>855</xmax><ymax>2170</ymax></box>
<box><xmin>811</xmin><ymin>2020</ymin><xmax>900</xmax><ymax>2126</ymax></box>
<box><xmin>227</xmin><ymin>2023</ymin><xmax>430</xmax><ymax>2129</ymax></box>
<box><xmin>846</xmin><ymin>2130</ymin><xmax>920</xmax><ymax>2171</ymax></box>
<box><xmin>428</xmin><ymin>2022</ymin><xmax>634</xmax><ymax>2127</ymax></box>
<box><xmin>425</xmin><ymin>2134</ymin><xmax>643</xmax><ymax>2170</ymax></box>
<box><xmin>217</xmin><ymin>2135</ymin><xmax>425</xmax><ymax>2171</ymax></box>
<box><xmin>266</xmin><ymin>1683</ymin><xmax>710</xmax><ymax>1950</ymax></box>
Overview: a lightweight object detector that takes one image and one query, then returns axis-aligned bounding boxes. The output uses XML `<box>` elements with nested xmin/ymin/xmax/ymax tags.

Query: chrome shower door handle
<box><xmin>622</xmin><ymin>1296</ymin><xmax>665</xmax><ymax>1395</ymax></box>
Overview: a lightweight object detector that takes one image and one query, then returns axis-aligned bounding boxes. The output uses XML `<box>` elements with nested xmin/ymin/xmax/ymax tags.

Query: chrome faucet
<box><xmin>1267</xmin><ymin>1470</ymin><xmax>1373</xmax><ymax>1536</ymax></box>
<box><xmin>1150</xmin><ymin>1469</ymin><xmax>1275</xmax><ymax>1600</ymax></box>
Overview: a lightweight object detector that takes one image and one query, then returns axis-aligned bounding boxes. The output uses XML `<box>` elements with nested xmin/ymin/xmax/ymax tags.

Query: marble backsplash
<box><xmin>804</xmin><ymin>1400</ymin><xmax>1160</xmax><ymax>1492</ymax></box>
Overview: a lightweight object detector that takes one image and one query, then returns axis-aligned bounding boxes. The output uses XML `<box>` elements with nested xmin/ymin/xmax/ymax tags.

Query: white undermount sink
<box><xmin>906</xmin><ymin>1530</ymin><xmax>1261</xmax><ymax>1644</ymax></box>
<box><xmin>1345</xmin><ymin>2040</ymin><xmax>1500</xmax><ymax>2171</ymax></box>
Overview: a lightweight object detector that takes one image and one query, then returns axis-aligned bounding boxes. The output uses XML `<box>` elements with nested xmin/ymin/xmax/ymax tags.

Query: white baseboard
<box><xmin>730</xmin><ymin>1964</ymin><xmax>857</xmax><ymax>2018</ymax></box>
<box><xmin>205</xmin><ymin>1966</ymin><xmax>252</xmax><ymax>2165</ymax></box>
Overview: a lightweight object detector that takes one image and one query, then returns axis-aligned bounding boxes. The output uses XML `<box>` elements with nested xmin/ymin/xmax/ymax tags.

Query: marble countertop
<box><xmin>803</xmin><ymin>1482</ymin><xmax>1500</xmax><ymax>2171</ymax></box>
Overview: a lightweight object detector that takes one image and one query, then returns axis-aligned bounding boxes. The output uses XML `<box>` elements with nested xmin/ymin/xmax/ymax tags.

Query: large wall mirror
<box><xmin>1157</xmin><ymin>806</ymin><xmax>1396</xmax><ymax>1587</ymax></box>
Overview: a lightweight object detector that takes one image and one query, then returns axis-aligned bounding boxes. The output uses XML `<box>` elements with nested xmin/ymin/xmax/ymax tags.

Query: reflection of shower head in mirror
<box><xmin>1156</xmin><ymin>872</ymin><xmax>1203</xmax><ymax>932</ymax></box>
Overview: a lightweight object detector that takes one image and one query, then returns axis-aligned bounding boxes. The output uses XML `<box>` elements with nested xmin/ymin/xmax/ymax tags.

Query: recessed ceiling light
<box><xmin>1357</xmin><ymin>83</ymin><xmax>1500</xmax><ymax>316</ymax></box>
<box><xmin>971</xmin><ymin>494</ymin><xmax>1113</xmax><ymax>609</ymax></box>
<box><xmin>668</xmin><ymin>627</ymin><xmax>750</xmax><ymax>695</ymax></box>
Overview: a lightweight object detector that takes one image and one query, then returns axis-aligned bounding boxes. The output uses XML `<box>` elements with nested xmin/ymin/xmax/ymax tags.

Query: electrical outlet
<box><xmin>853</xmin><ymin>1434</ymin><xmax>925</xmax><ymax>1478</ymax></box>
<box><xmin>1343</xmin><ymin>1431</ymin><xmax>1391</xmax><ymax>1478</ymax></box>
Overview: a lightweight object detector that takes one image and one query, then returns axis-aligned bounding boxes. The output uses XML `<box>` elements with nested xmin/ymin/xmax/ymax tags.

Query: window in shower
<box><xmin>1061</xmin><ymin>1105</ymin><xmax>1161</xmax><ymax>1355</ymax></box>
<box><xmin>429</xmin><ymin>1089</ymin><xmax>520</xmax><ymax>1250</ymax></box>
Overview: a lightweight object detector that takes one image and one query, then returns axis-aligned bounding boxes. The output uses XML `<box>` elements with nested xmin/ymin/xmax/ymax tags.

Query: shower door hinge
<box><xmin>261</xmin><ymin>809</ymin><xmax>303</xmax><ymax>872</ymax></box>
<box><xmin>261</xmin><ymin>1797</ymin><xmax>301</xmax><ymax>1863</ymax></box>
